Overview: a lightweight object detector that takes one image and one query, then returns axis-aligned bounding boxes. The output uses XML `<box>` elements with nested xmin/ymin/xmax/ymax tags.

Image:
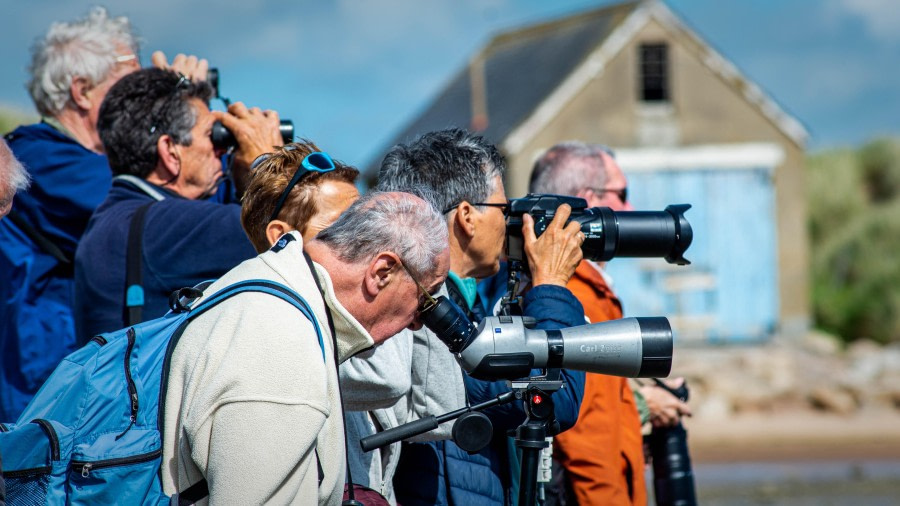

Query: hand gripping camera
<box><xmin>501</xmin><ymin>193</ymin><xmax>692</xmax><ymax>315</ymax></box>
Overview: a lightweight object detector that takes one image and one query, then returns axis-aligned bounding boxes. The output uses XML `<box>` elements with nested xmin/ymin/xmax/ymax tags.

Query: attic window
<box><xmin>639</xmin><ymin>43</ymin><xmax>669</xmax><ymax>102</ymax></box>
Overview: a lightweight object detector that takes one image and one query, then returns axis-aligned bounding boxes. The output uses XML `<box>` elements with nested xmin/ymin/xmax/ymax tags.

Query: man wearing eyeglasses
<box><xmin>72</xmin><ymin>67</ymin><xmax>282</xmax><ymax>344</ymax></box>
<box><xmin>530</xmin><ymin>141</ymin><xmax>691</xmax><ymax>506</ymax></box>
<box><xmin>365</xmin><ymin>128</ymin><xmax>586</xmax><ymax>505</ymax></box>
<box><xmin>161</xmin><ymin>191</ymin><xmax>450</xmax><ymax>505</ymax></box>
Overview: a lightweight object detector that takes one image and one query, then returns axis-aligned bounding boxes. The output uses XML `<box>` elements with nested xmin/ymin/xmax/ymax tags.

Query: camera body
<box><xmin>505</xmin><ymin>194</ymin><xmax>692</xmax><ymax>267</ymax></box>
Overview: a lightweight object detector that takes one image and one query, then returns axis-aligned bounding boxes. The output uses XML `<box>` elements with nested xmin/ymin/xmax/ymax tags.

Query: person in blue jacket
<box><xmin>0</xmin><ymin>7</ymin><xmax>215</xmax><ymax>420</ymax></box>
<box><xmin>376</xmin><ymin>128</ymin><xmax>587</xmax><ymax>505</ymax></box>
<box><xmin>73</xmin><ymin>67</ymin><xmax>283</xmax><ymax>345</ymax></box>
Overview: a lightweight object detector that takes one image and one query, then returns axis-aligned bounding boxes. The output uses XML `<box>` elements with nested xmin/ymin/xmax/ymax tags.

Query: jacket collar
<box><xmin>261</xmin><ymin>231</ymin><xmax>375</xmax><ymax>361</ymax></box>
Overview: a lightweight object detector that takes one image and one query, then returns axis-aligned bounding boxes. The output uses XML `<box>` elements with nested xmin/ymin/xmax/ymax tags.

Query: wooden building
<box><xmin>376</xmin><ymin>0</ymin><xmax>809</xmax><ymax>342</ymax></box>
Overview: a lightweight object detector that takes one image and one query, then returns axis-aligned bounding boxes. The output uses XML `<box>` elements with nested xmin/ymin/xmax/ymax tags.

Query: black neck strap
<box><xmin>302</xmin><ymin>251</ymin><xmax>361</xmax><ymax>505</ymax></box>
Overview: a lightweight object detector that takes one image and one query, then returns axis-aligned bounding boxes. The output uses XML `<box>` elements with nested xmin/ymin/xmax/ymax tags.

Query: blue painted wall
<box><xmin>604</xmin><ymin>167</ymin><xmax>779</xmax><ymax>343</ymax></box>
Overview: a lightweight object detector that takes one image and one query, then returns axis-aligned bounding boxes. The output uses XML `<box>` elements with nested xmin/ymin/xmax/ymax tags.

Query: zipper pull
<box><xmin>81</xmin><ymin>463</ymin><xmax>92</xmax><ymax>478</ymax></box>
<box><xmin>131</xmin><ymin>392</ymin><xmax>139</xmax><ymax>414</ymax></box>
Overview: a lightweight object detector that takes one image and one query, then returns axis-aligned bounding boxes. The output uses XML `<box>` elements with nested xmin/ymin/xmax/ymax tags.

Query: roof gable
<box><xmin>370</xmin><ymin>0</ymin><xmax>807</xmax><ymax>173</ymax></box>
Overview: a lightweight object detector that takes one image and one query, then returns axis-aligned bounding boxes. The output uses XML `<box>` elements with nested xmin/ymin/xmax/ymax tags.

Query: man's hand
<box><xmin>522</xmin><ymin>204</ymin><xmax>584</xmax><ymax>287</ymax></box>
<box><xmin>640</xmin><ymin>378</ymin><xmax>692</xmax><ymax>428</ymax></box>
<box><xmin>151</xmin><ymin>51</ymin><xmax>209</xmax><ymax>82</ymax></box>
<box><xmin>213</xmin><ymin>102</ymin><xmax>282</xmax><ymax>193</ymax></box>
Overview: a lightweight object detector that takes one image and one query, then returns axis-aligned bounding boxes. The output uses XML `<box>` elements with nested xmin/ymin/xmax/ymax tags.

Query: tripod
<box><xmin>360</xmin><ymin>374</ymin><xmax>564</xmax><ymax>506</ymax></box>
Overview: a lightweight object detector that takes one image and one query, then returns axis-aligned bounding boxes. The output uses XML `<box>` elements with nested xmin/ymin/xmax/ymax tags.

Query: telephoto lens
<box><xmin>648</xmin><ymin>381</ymin><xmax>697</xmax><ymax>506</ymax></box>
<box><xmin>506</xmin><ymin>194</ymin><xmax>692</xmax><ymax>267</ymax></box>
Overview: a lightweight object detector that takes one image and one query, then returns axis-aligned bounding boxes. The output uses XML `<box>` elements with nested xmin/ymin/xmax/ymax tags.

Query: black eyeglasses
<box><xmin>442</xmin><ymin>201</ymin><xmax>510</xmax><ymax>215</ymax></box>
<box><xmin>590</xmin><ymin>187</ymin><xmax>628</xmax><ymax>204</ymax></box>
<box><xmin>400</xmin><ymin>261</ymin><xmax>438</xmax><ymax>314</ymax></box>
<box><xmin>268</xmin><ymin>151</ymin><xmax>337</xmax><ymax>222</ymax></box>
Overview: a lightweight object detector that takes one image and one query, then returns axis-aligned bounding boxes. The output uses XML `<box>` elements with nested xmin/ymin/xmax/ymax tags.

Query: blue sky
<box><xmin>1</xmin><ymin>0</ymin><xmax>898</xmax><ymax>169</ymax></box>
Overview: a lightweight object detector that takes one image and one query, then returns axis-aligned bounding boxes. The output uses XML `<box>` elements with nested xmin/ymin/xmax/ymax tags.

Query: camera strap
<box><xmin>302</xmin><ymin>251</ymin><xmax>363</xmax><ymax>505</ymax></box>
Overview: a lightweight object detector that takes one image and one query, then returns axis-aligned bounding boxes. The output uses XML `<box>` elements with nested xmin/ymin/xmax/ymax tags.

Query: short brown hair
<box><xmin>241</xmin><ymin>140</ymin><xmax>359</xmax><ymax>253</ymax></box>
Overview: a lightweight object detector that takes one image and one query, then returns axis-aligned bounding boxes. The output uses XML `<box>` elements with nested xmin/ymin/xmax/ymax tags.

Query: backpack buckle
<box><xmin>168</xmin><ymin>287</ymin><xmax>204</xmax><ymax>313</ymax></box>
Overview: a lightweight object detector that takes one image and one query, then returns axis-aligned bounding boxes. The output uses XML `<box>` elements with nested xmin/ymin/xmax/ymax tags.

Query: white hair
<box><xmin>0</xmin><ymin>140</ymin><xmax>30</xmax><ymax>209</ymax></box>
<box><xmin>28</xmin><ymin>6</ymin><xmax>139</xmax><ymax>117</ymax></box>
<box><xmin>314</xmin><ymin>191</ymin><xmax>448</xmax><ymax>279</ymax></box>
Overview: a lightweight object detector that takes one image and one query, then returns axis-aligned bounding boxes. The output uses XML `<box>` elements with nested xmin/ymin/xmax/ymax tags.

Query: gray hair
<box><xmin>529</xmin><ymin>141</ymin><xmax>616</xmax><ymax>195</ymax></box>
<box><xmin>28</xmin><ymin>6</ymin><xmax>139</xmax><ymax>117</ymax></box>
<box><xmin>377</xmin><ymin>128</ymin><xmax>505</xmax><ymax>216</ymax></box>
<box><xmin>314</xmin><ymin>191</ymin><xmax>448</xmax><ymax>279</ymax></box>
<box><xmin>0</xmin><ymin>139</ymin><xmax>30</xmax><ymax>210</ymax></box>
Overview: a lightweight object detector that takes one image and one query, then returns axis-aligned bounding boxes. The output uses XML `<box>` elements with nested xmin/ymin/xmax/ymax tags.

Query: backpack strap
<box><xmin>303</xmin><ymin>253</ymin><xmax>366</xmax><ymax>506</ymax></box>
<box><xmin>176</xmin><ymin>479</ymin><xmax>209</xmax><ymax>506</ymax></box>
<box><xmin>124</xmin><ymin>202</ymin><xmax>155</xmax><ymax>327</ymax></box>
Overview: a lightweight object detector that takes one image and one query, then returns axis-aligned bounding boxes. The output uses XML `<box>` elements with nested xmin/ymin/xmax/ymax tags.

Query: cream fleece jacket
<box><xmin>161</xmin><ymin>232</ymin><xmax>374</xmax><ymax>505</ymax></box>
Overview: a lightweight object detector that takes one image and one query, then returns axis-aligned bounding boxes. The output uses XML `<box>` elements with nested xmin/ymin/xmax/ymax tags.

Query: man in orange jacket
<box><xmin>530</xmin><ymin>142</ymin><xmax>690</xmax><ymax>505</ymax></box>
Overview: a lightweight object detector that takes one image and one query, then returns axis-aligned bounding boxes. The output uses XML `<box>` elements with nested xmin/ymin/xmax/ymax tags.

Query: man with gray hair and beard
<box><xmin>161</xmin><ymin>191</ymin><xmax>450</xmax><ymax>504</ymax></box>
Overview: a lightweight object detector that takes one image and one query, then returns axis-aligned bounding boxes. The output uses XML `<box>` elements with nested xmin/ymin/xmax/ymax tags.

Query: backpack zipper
<box><xmin>90</xmin><ymin>335</ymin><xmax>108</xmax><ymax>346</ymax></box>
<box><xmin>32</xmin><ymin>419</ymin><xmax>60</xmax><ymax>460</ymax></box>
<box><xmin>116</xmin><ymin>328</ymin><xmax>139</xmax><ymax>440</ymax></box>
<box><xmin>71</xmin><ymin>448</ymin><xmax>162</xmax><ymax>478</ymax></box>
<box><xmin>2</xmin><ymin>466</ymin><xmax>52</xmax><ymax>478</ymax></box>
<box><xmin>0</xmin><ymin>422</ymin><xmax>8</xmax><ymax>432</ymax></box>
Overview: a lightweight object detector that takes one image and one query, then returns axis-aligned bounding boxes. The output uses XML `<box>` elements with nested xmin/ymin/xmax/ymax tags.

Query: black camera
<box><xmin>647</xmin><ymin>380</ymin><xmax>697</xmax><ymax>506</ymax></box>
<box><xmin>211</xmin><ymin>121</ymin><xmax>294</xmax><ymax>150</ymax></box>
<box><xmin>505</xmin><ymin>194</ymin><xmax>692</xmax><ymax>267</ymax></box>
<box><xmin>205</xmin><ymin>67</ymin><xmax>295</xmax><ymax>150</ymax></box>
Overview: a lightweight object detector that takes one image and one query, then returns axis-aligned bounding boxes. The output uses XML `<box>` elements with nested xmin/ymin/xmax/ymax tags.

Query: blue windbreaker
<box><xmin>0</xmin><ymin>122</ymin><xmax>111</xmax><ymax>421</ymax></box>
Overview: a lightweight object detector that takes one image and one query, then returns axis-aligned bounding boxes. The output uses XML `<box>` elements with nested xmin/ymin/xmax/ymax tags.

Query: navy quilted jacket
<box><xmin>394</xmin><ymin>271</ymin><xmax>586</xmax><ymax>505</ymax></box>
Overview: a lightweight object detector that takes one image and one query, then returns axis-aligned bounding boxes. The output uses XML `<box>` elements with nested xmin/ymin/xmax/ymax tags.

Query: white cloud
<box><xmin>832</xmin><ymin>0</ymin><xmax>900</xmax><ymax>43</ymax></box>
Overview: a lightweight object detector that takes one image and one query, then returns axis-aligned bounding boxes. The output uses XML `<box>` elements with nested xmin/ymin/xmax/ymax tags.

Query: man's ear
<box><xmin>155</xmin><ymin>134</ymin><xmax>180</xmax><ymax>179</ymax></box>
<box><xmin>363</xmin><ymin>252</ymin><xmax>401</xmax><ymax>297</ymax></box>
<box><xmin>265</xmin><ymin>220</ymin><xmax>295</xmax><ymax>247</ymax></box>
<box><xmin>453</xmin><ymin>202</ymin><xmax>477</xmax><ymax>238</ymax></box>
<box><xmin>69</xmin><ymin>76</ymin><xmax>93</xmax><ymax>111</ymax></box>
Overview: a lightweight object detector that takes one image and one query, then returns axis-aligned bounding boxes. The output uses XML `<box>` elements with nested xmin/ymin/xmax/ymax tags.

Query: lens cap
<box><xmin>452</xmin><ymin>412</ymin><xmax>493</xmax><ymax>454</ymax></box>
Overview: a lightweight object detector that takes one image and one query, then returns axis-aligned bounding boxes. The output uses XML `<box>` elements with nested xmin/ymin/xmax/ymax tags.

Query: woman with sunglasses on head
<box><xmin>240</xmin><ymin>141</ymin><xmax>360</xmax><ymax>253</ymax></box>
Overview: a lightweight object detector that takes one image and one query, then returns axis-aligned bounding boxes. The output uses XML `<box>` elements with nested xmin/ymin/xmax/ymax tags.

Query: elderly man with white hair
<box><xmin>0</xmin><ymin>7</ymin><xmax>275</xmax><ymax>421</ymax></box>
<box><xmin>0</xmin><ymin>139</ymin><xmax>29</xmax><ymax>219</ymax></box>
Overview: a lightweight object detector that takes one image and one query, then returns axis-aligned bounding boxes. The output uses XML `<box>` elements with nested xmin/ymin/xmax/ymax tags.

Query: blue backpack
<box><xmin>0</xmin><ymin>279</ymin><xmax>324</xmax><ymax>505</ymax></box>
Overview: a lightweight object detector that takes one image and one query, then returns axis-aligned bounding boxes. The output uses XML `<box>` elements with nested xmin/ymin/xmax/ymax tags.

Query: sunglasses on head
<box><xmin>264</xmin><ymin>150</ymin><xmax>337</xmax><ymax>222</ymax></box>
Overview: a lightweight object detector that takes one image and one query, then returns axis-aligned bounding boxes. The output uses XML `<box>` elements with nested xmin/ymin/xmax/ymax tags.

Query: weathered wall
<box><xmin>505</xmin><ymin>16</ymin><xmax>809</xmax><ymax>332</ymax></box>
